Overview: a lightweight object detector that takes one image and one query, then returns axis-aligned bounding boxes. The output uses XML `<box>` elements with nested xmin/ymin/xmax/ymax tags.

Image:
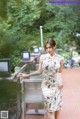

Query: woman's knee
<box><xmin>47</xmin><ymin>112</ymin><xmax>55</xmax><ymax>119</ymax></box>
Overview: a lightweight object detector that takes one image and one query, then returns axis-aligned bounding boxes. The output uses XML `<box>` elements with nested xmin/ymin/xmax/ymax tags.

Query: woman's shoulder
<box><xmin>55</xmin><ymin>54</ymin><xmax>64</xmax><ymax>61</ymax></box>
<box><xmin>40</xmin><ymin>53</ymin><xmax>47</xmax><ymax>61</ymax></box>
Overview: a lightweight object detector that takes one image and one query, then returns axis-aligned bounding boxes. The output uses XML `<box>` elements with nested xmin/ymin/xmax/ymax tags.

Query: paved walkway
<box><xmin>24</xmin><ymin>68</ymin><xmax>80</xmax><ymax>119</ymax></box>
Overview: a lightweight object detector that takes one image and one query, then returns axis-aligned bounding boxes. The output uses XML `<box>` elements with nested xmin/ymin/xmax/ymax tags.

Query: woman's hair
<box><xmin>44</xmin><ymin>37</ymin><xmax>56</xmax><ymax>49</ymax></box>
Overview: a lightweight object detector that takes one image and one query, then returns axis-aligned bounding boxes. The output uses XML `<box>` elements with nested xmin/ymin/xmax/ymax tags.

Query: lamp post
<box><xmin>40</xmin><ymin>26</ymin><xmax>43</xmax><ymax>47</ymax></box>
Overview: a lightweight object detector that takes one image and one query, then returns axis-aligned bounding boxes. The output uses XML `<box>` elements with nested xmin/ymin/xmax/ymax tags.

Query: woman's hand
<box><xmin>17</xmin><ymin>73</ymin><xmax>30</xmax><ymax>79</ymax></box>
<box><xmin>58</xmin><ymin>73</ymin><xmax>64</xmax><ymax>90</ymax></box>
<box><xmin>58</xmin><ymin>82</ymin><xmax>63</xmax><ymax>90</ymax></box>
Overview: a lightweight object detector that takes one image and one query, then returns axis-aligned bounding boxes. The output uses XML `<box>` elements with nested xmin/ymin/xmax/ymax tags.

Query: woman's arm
<box><xmin>27</xmin><ymin>59</ymin><xmax>43</xmax><ymax>77</ymax></box>
<box><xmin>17</xmin><ymin>59</ymin><xmax>43</xmax><ymax>78</ymax></box>
<box><xmin>58</xmin><ymin>60</ymin><xmax>64</xmax><ymax>89</ymax></box>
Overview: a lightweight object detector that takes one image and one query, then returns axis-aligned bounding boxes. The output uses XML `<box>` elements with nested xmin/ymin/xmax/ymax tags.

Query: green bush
<box><xmin>0</xmin><ymin>79</ymin><xmax>21</xmax><ymax>110</ymax></box>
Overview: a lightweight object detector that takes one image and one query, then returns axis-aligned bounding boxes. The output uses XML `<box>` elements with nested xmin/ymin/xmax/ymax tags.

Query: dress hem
<box><xmin>46</xmin><ymin>107</ymin><xmax>62</xmax><ymax>112</ymax></box>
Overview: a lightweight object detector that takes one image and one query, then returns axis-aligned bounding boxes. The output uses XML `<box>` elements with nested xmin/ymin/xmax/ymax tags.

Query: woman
<box><xmin>17</xmin><ymin>37</ymin><xmax>64</xmax><ymax>119</ymax></box>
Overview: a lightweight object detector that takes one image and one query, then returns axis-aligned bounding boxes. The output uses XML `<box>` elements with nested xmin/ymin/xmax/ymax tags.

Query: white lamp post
<box><xmin>40</xmin><ymin>26</ymin><xmax>43</xmax><ymax>47</ymax></box>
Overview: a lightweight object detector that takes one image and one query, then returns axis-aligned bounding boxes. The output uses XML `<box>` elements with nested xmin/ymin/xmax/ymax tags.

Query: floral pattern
<box><xmin>40</xmin><ymin>53</ymin><xmax>64</xmax><ymax>112</ymax></box>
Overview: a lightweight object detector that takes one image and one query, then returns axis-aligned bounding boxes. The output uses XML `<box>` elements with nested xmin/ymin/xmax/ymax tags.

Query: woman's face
<box><xmin>46</xmin><ymin>43</ymin><xmax>55</xmax><ymax>55</ymax></box>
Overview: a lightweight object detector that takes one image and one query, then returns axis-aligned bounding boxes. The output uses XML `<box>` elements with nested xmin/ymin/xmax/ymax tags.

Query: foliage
<box><xmin>11</xmin><ymin>55</ymin><xmax>21</xmax><ymax>72</ymax></box>
<box><xmin>0</xmin><ymin>0</ymin><xmax>80</xmax><ymax>70</ymax></box>
<box><xmin>0</xmin><ymin>79</ymin><xmax>21</xmax><ymax>110</ymax></box>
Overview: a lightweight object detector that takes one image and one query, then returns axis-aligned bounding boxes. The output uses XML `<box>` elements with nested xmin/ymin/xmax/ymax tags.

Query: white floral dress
<box><xmin>40</xmin><ymin>53</ymin><xmax>64</xmax><ymax>112</ymax></box>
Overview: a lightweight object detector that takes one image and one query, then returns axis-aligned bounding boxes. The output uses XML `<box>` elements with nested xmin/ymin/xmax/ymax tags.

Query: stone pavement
<box><xmin>24</xmin><ymin>68</ymin><xmax>80</xmax><ymax>119</ymax></box>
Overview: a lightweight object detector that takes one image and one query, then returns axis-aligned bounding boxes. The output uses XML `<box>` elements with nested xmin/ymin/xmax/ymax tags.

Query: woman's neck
<box><xmin>49</xmin><ymin>52</ymin><xmax>55</xmax><ymax>56</ymax></box>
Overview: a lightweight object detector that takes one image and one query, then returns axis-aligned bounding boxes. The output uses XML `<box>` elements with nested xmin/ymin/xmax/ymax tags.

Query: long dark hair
<box><xmin>44</xmin><ymin>37</ymin><xmax>56</xmax><ymax>50</ymax></box>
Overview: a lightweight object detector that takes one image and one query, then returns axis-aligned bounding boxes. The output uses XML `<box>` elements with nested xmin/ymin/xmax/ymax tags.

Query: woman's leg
<box><xmin>47</xmin><ymin>112</ymin><xmax>55</xmax><ymax>119</ymax></box>
<box><xmin>55</xmin><ymin>110</ymin><xmax>60</xmax><ymax>119</ymax></box>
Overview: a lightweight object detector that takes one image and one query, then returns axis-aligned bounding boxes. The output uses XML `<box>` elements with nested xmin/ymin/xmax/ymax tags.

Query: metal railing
<box><xmin>13</xmin><ymin>64</ymin><xmax>46</xmax><ymax>119</ymax></box>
